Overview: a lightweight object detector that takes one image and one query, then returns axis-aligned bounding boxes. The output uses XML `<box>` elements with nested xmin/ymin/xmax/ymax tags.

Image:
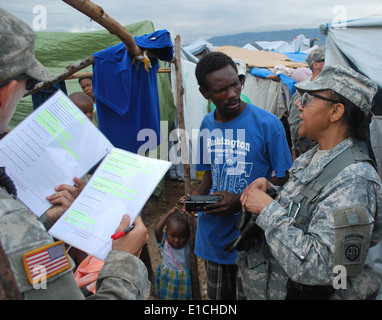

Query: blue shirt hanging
<box><xmin>92</xmin><ymin>29</ymin><xmax>173</xmax><ymax>153</ymax></box>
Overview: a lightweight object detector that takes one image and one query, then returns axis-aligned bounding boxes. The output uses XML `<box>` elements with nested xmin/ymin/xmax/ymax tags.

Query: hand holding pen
<box><xmin>111</xmin><ymin>214</ymin><xmax>149</xmax><ymax>257</ymax></box>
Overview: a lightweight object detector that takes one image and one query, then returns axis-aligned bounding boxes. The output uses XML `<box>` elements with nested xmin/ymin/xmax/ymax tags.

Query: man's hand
<box><xmin>112</xmin><ymin>215</ymin><xmax>149</xmax><ymax>257</ymax></box>
<box><xmin>45</xmin><ymin>177</ymin><xmax>85</xmax><ymax>223</ymax></box>
<box><xmin>203</xmin><ymin>190</ymin><xmax>241</xmax><ymax>216</ymax></box>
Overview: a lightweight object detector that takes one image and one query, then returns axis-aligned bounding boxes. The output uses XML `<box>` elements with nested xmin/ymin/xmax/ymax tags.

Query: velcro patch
<box><xmin>23</xmin><ymin>241</ymin><xmax>71</xmax><ymax>285</ymax></box>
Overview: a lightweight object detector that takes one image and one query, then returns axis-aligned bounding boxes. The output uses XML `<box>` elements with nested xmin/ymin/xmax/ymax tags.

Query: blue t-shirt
<box><xmin>92</xmin><ymin>30</ymin><xmax>173</xmax><ymax>153</ymax></box>
<box><xmin>195</xmin><ymin>104</ymin><xmax>292</xmax><ymax>264</ymax></box>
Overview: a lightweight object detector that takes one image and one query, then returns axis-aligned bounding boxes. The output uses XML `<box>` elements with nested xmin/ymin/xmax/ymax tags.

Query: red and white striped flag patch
<box><xmin>23</xmin><ymin>241</ymin><xmax>71</xmax><ymax>285</ymax></box>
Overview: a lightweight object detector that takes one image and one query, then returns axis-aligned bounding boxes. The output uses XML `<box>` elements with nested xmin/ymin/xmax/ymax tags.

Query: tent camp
<box><xmin>169</xmin><ymin>37</ymin><xmax>314</xmax><ymax>181</ymax></box>
<box><xmin>13</xmin><ymin>21</ymin><xmax>318</xmax><ymax>184</ymax></box>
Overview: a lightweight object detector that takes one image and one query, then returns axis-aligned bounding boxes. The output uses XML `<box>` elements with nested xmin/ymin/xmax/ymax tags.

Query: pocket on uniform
<box><xmin>237</xmin><ymin>249</ymin><xmax>268</xmax><ymax>299</ymax></box>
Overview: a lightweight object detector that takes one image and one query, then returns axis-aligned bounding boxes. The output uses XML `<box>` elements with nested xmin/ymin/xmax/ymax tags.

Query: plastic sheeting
<box><xmin>255</xmin><ymin>34</ymin><xmax>313</xmax><ymax>53</ymax></box>
<box><xmin>320</xmin><ymin>18</ymin><xmax>382</xmax><ymax>88</ymax></box>
<box><xmin>242</xmin><ymin>75</ymin><xmax>291</xmax><ymax>119</ymax></box>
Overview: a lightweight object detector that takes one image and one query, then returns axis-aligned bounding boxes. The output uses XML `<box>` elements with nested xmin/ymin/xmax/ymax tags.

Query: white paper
<box><xmin>49</xmin><ymin>148</ymin><xmax>172</xmax><ymax>261</ymax></box>
<box><xmin>0</xmin><ymin>90</ymin><xmax>113</xmax><ymax>216</ymax></box>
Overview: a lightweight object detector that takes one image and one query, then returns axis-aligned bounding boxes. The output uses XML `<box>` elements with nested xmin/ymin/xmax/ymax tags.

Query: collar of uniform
<box><xmin>292</xmin><ymin>138</ymin><xmax>354</xmax><ymax>184</ymax></box>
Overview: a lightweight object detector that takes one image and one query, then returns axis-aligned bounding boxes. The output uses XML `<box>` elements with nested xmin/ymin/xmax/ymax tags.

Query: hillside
<box><xmin>207</xmin><ymin>28</ymin><xmax>325</xmax><ymax>47</ymax></box>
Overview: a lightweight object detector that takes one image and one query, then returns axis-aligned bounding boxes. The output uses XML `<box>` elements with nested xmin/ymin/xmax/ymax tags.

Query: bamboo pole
<box><xmin>173</xmin><ymin>35</ymin><xmax>201</xmax><ymax>300</ymax></box>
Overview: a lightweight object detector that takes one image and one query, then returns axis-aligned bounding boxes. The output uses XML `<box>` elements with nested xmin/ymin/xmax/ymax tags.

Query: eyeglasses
<box><xmin>301</xmin><ymin>92</ymin><xmax>341</xmax><ymax>108</ymax></box>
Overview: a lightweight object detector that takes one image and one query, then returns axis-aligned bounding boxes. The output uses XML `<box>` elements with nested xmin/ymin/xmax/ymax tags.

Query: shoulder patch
<box><xmin>332</xmin><ymin>206</ymin><xmax>372</xmax><ymax>275</ymax></box>
<box><xmin>23</xmin><ymin>241</ymin><xmax>71</xmax><ymax>285</ymax></box>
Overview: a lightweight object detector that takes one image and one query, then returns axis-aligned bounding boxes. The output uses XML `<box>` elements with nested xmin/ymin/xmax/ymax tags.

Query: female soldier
<box><xmin>238</xmin><ymin>65</ymin><xmax>382</xmax><ymax>300</ymax></box>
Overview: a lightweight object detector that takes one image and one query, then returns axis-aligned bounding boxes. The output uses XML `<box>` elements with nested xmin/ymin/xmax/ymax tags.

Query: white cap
<box><xmin>233</xmin><ymin>59</ymin><xmax>247</xmax><ymax>77</ymax></box>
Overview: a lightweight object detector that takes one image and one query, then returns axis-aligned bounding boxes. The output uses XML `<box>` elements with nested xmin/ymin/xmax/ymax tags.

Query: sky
<box><xmin>3</xmin><ymin>0</ymin><xmax>382</xmax><ymax>44</ymax></box>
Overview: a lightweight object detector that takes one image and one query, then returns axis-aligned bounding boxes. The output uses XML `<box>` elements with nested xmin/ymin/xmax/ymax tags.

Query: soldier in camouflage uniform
<box><xmin>238</xmin><ymin>64</ymin><xmax>382</xmax><ymax>299</ymax></box>
<box><xmin>0</xmin><ymin>8</ymin><xmax>150</xmax><ymax>299</ymax></box>
<box><xmin>288</xmin><ymin>47</ymin><xmax>326</xmax><ymax>157</ymax></box>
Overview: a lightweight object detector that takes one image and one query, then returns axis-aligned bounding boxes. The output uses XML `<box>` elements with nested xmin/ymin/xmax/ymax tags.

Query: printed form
<box><xmin>0</xmin><ymin>90</ymin><xmax>113</xmax><ymax>216</ymax></box>
<box><xmin>49</xmin><ymin>149</ymin><xmax>172</xmax><ymax>260</ymax></box>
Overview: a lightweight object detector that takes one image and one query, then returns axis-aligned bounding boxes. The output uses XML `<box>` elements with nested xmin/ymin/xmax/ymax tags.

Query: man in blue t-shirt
<box><xmin>192</xmin><ymin>52</ymin><xmax>292</xmax><ymax>300</ymax></box>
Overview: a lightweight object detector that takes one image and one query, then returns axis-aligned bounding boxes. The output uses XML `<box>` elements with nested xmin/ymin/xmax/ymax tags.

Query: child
<box><xmin>69</xmin><ymin>92</ymin><xmax>96</xmax><ymax>125</ymax></box>
<box><xmin>154</xmin><ymin>207</ymin><xmax>192</xmax><ymax>300</ymax></box>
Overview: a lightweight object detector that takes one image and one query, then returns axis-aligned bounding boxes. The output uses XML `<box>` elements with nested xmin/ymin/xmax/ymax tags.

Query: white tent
<box><xmin>253</xmin><ymin>34</ymin><xmax>315</xmax><ymax>53</ymax></box>
<box><xmin>320</xmin><ymin>18</ymin><xmax>382</xmax><ymax>87</ymax></box>
<box><xmin>183</xmin><ymin>38</ymin><xmax>215</xmax><ymax>57</ymax></box>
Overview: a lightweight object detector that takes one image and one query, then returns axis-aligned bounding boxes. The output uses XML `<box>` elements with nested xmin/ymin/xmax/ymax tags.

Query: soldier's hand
<box><xmin>112</xmin><ymin>215</ymin><xmax>149</xmax><ymax>257</ymax></box>
<box><xmin>242</xmin><ymin>188</ymin><xmax>273</xmax><ymax>215</ymax></box>
<box><xmin>241</xmin><ymin>178</ymin><xmax>269</xmax><ymax>207</ymax></box>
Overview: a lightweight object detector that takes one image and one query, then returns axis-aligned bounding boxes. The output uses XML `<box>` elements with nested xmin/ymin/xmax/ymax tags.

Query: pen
<box><xmin>111</xmin><ymin>223</ymin><xmax>135</xmax><ymax>240</ymax></box>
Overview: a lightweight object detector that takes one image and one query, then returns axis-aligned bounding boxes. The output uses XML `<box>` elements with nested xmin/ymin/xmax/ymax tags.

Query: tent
<box><xmin>254</xmin><ymin>34</ymin><xmax>315</xmax><ymax>53</ymax></box>
<box><xmin>321</xmin><ymin>18</ymin><xmax>382</xmax><ymax>88</ymax></box>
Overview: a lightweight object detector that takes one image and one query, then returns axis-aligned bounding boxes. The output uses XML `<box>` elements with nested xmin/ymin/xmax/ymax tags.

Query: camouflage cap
<box><xmin>306</xmin><ymin>46</ymin><xmax>325</xmax><ymax>68</ymax></box>
<box><xmin>0</xmin><ymin>8</ymin><xmax>50</xmax><ymax>83</ymax></box>
<box><xmin>295</xmin><ymin>64</ymin><xmax>378</xmax><ymax>115</ymax></box>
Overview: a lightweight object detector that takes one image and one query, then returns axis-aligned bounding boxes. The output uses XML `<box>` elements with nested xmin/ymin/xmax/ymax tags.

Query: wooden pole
<box><xmin>25</xmin><ymin>55</ymin><xmax>95</xmax><ymax>97</ymax></box>
<box><xmin>66</xmin><ymin>68</ymin><xmax>171</xmax><ymax>80</ymax></box>
<box><xmin>24</xmin><ymin>55</ymin><xmax>170</xmax><ymax>97</ymax></box>
<box><xmin>173</xmin><ymin>35</ymin><xmax>201</xmax><ymax>300</ymax></box>
<box><xmin>62</xmin><ymin>0</ymin><xmax>142</xmax><ymax>56</ymax></box>
<box><xmin>174</xmin><ymin>36</ymin><xmax>191</xmax><ymax>194</ymax></box>
<box><xmin>25</xmin><ymin>0</ymin><xmax>159</xmax><ymax>96</ymax></box>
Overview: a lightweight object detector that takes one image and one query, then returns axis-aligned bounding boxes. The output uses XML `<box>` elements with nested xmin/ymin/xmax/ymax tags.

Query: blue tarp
<box><xmin>277</xmin><ymin>51</ymin><xmax>308</xmax><ymax>63</ymax></box>
<box><xmin>249</xmin><ymin>67</ymin><xmax>297</xmax><ymax>97</ymax></box>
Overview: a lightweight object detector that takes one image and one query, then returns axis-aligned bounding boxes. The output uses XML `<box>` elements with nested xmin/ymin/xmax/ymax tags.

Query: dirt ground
<box><xmin>140</xmin><ymin>178</ymin><xmax>208</xmax><ymax>300</ymax></box>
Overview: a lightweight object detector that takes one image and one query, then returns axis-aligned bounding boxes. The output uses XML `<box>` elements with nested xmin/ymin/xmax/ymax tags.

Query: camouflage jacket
<box><xmin>238</xmin><ymin>138</ymin><xmax>382</xmax><ymax>299</ymax></box>
<box><xmin>0</xmin><ymin>189</ymin><xmax>150</xmax><ymax>300</ymax></box>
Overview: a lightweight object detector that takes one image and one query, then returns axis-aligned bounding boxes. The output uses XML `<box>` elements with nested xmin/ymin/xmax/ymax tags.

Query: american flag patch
<box><xmin>23</xmin><ymin>241</ymin><xmax>71</xmax><ymax>285</ymax></box>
